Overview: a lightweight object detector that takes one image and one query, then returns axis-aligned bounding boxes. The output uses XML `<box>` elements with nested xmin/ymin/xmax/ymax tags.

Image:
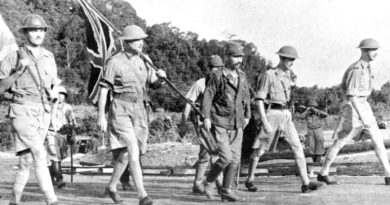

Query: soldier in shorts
<box><xmin>245</xmin><ymin>46</ymin><xmax>323</xmax><ymax>193</ymax></box>
<box><xmin>97</xmin><ymin>25</ymin><xmax>166</xmax><ymax>205</ymax></box>
<box><xmin>317</xmin><ymin>39</ymin><xmax>390</xmax><ymax>185</ymax></box>
<box><xmin>0</xmin><ymin>14</ymin><xmax>60</xmax><ymax>205</ymax></box>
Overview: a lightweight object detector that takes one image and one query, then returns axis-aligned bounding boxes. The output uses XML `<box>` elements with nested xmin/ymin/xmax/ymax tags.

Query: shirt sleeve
<box><xmin>0</xmin><ymin>51</ymin><xmax>17</xmax><ymax>80</ymax></box>
<box><xmin>50</xmin><ymin>56</ymin><xmax>62</xmax><ymax>86</ymax></box>
<box><xmin>254</xmin><ymin>72</ymin><xmax>271</xmax><ymax>100</ymax></box>
<box><xmin>341</xmin><ymin>67</ymin><xmax>360</xmax><ymax>96</ymax></box>
<box><xmin>100</xmin><ymin>58</ymin><xmax>117</xmax><ymax>89</ymax></box>
<box><xmin>185</xmin><ymin>80</ymin><xmax>202</xmax><ymax>102</ymax></box>
<box><xmin>201</xmin><ymin>73</ymin><xmax>218</xmax><ymax>119</ymax></box>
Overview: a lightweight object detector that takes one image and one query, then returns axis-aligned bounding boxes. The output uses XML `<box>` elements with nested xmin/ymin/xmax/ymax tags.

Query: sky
<box><xmin>127</xmin><ymin>0</ymin><xmax>390</xmax><ymax>89</ymax></box>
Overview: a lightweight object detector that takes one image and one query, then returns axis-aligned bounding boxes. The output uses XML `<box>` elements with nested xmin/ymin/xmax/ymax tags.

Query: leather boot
<box><xmin>220</xmin><ymin>163</ymin><xmax>245</xmax><ymax>202</ymax></box>
<box><xmin>204</xmin><ymin>163</ymin><xmax>225</xmax><ymax>199</ymax></box>
<box><xmin>51</xmin><ymin>161</ymin><xmax>66</xmax><ymax>189</ymax></box>
<box><xmin>193</xmin><ymin>161</ymin><xmax>208</xmax><ymax>194</ymax></box>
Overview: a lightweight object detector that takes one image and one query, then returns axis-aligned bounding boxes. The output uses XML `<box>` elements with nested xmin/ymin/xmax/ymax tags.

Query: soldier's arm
<box><xmin>311</xmin><ymin>108</ymin><xmax>329</xmax><ymax>118</ymax></box>
<box><xmin>0</xmin><ymin>51</ymin><xmax>27</xmax><ymax>93</ymax></box>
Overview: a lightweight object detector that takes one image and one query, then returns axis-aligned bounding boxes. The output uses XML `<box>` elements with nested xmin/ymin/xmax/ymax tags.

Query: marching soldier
<box><xmin>181</xmin><ymin>55</ymin><xmax>224</xmax><ymax>194</ymax></box>
<box><xmin>97</xmin><ymin>25</ymin><xmax>166</xmax><ymax>205</ymax></box>
<box><xmin>201</xmin><ymin>42</ymin><xmax>251</xmax><ymax>202</ymax></box>
<box><xmin>0</xmin><ymin>14</ymin><xmax>60</xmax><ymax>205</ymax></box>
<box><xmin>46</xmin><ymin>85</ymin><xmax>77</xmax><ymax>189</ymax></box>
<box><xmin>317</xmin><ymin>39</ymin><xmax>390</xmax><ymax>185</ymax></box>
<box><xmin>245</xmin><ymin>46</ymin><xmax>323</xmax><ymax>193</ymax></box>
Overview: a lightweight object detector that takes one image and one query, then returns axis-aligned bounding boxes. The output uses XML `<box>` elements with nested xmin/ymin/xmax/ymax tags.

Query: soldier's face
<box><xmin>365</xmin><ymin>49</ymin><xmax>378</xmax><ymax>61</ymax></box>
<box><xmin>25</xmin><ymin>28</ymin><xmax>46</xmax><ymax>46</ymax></box>
<box><xmin>282</xmin><ymin>57</ymin><xmax>295</xmax><ymax>69</ymax></box>
<box><xmin>228</xmin><ymin>56</ymin><xmax>243</xmax><ymax>69</ymax></box>
<box><xmin>127</xmin><ymin>39</ymin><xmax>144</xmax><ymax>53</ymax></box>
<box><xmin>58</xmin><ymin>94</ymin><xmax>65</xmax><ymax>104</ymax></box>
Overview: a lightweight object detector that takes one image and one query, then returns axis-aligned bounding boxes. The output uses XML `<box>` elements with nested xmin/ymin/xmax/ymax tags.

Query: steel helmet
<box><xmin>276</xmin><ymin>46</ymin><xmax>299</xmax><ymax>59</ymax></box>
<box><xmin>209</xmin><ymin>55</ymin><xmax>224</xmax><ymax>67</ymax></box>
<box><xmin>20</xmin><ymin>14</ymin><xmax>50</xmax><ymax>30</ymax></box>
<box><xmin>58</xmin><ymin>86</ymin><xmax>68</xmax><ymax>97</ymax></box>
<box><xmin>118</xmin><ymin>25</ymin><xmax>148</xmax><ymax>41</ymax></box>
<box><xmin>357</xmin><ymin>38</ymin><xmax>380</xmax><ymax>49</ymax></box>
<box><xmin>308</xmin><ymin>100</ymin><xmax>318</xmax><ymax>107</ymax></box>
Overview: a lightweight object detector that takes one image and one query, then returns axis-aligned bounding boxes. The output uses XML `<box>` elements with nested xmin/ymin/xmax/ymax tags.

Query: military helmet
<box><xmin>225</xmin><ymin>42</ymin><xmax>244</xmax><ymax>57</ymax></box>
<box><xmin>357</xmin><ymin>38</ymin><xmax>380</xmax><ymax>49</ymax></box>
<box><xmin>308</xmin><ymin>100</ymin><xmax>318</xmax><ymax>107</ymax></box>
<box><xmin>118</xmin><ymin>25</ymin><xmax>148</xmax><ymax>41</ymax></box>
<box><xmin>276</xmin><ymin>46</ymin><xmax>299</xmax><ymax>59</ymax></box>
<box><xmin>20</xmin><ymin>14</ymin><xmax>50</xmax><ymax>30</ymax></box>
<box><xmin>209</xmin><ymin>55</ymin><xmax>224</xmax><ymax>67</ymax></box>
<box><xmin>58</xmin><ymin>86</ymin><xmax>68</xmax><ymax>97</ymax></box>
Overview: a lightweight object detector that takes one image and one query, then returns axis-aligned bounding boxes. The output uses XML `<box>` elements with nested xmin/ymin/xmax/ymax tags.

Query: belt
<box><xmin>12</xmin><ymin>93</ymin><xmax>49</xmax><ymax>104</ymax></box>
<box><xmin>267</xmin><ymin>103</ymin><xmax>289</xmax><ymax>110</ymax></box>
<box><xmin>113</xmin><ymin>93</ymin><xmax>143</xmax><ymax>103</ymax></box>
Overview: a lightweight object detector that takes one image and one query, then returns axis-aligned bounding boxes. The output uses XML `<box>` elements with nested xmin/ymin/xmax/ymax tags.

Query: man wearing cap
<box><xmin>245</xmin><ymin>46</ymin><xmax>323</xmax><ymax>193</ymax></box>
<box><xmin>298</xmin><ymin>100</ymin><xmax>328</xmax><ymax>163</ymax></box>
<box><xmin>317</xmin><ymin>38</ymin><xmax>390</xmax><ymax>185</ymax></box>
<box><xmin>181</xmin><ymin>55</ymin><xmax>224</xmax><ymax>194</ymax></box>
<box><xmin>0</xmin><ymin>14</ymin><xmax>60</xmax><ymax>205</ymax></box>
<box><xmin>46</xmin><ymin>85</ymin><xmax>77</xmax><ymax>189</ymax></box>
<box><xmin>201</xmin><ymin>42</ymin><xmax>251</xmax><ymax>202</ymax></box>
<box><xmin>98</xmin><ymin>25</ymin><xmax>166</xmax><ymax>205</ymax></box>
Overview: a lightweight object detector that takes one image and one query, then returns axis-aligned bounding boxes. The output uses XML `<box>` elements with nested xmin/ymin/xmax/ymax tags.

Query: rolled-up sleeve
<box><xmin>100</xmin><ymin>59</ymin><xmax>117</xmax><ymax>89</ymax></box>
<box><xmin>342</xmin><ymin>67</ymin><xmax>359</xmax><ymax>96</ymax></box>
<box><xmin>185</xmin><ymin>79</ymin><xmax>203</xmax><ymax>102</ymax></box>
<box><xmin>254</xmin><ymin>72</ymin><xmax>271</xmax><ymax>100</ymax></box>
<box><xmin>201</xmin><ymin>73</ymin><xmax>218</xmax><ymax>119</ymax></box>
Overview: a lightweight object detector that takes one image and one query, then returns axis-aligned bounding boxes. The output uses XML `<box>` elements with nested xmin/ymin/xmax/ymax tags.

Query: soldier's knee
<box><xmin>250</xmin><ymin>148</ymin><xmax>264</xmax><ymax>160</ymax></box>
<box><xmin>19</xmin><ymin>153</ymin><xmax>33</xmax><ymax>169</ymax></box>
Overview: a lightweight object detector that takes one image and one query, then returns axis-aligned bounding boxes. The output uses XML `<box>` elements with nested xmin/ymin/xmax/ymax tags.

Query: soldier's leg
<box><xmin>245</xmin><ymin>147</ymin><xmax>265</xmax><ymax>187</ymax></box>
<box><xmin>367</xmin><ymin>126</ymin><xmax>390</xmax><ymax>177</ymax></box>
<box><xmin>127</xmin><ymin>136</ymin><xmax>148</xmax><ymax>199</ymax></box>
<box><xmin>193</xmin><ymin>144</ymin><xmax>210</xmax><ymax>193</ymax></box>
<box><xmin>10</xmin><ymin>152</ymin><xmax>33</xmax><ymax>204</ymax></box>
<box><xmin>108</xmin><ymin>148</ymin><xmax>128</xmax><ymax>192</ymax></box>
<box><xmin>219</xmin><ymin>128</ymin><xmax>244</xmax><ymax>202</ymax></box>
<box><xmin>319</xmin><ymin>127</ymin><xmax>361</xmax><ymax>176</ymax></box>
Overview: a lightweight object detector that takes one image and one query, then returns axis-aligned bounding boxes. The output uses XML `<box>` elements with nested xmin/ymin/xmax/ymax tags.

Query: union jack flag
<box><xmin>78</xmin><ymin>0</ymin><xmax>117</xmax><ymax>104</ymax></box>
<box><xmin>0</xmin><ymin>13</ymin><xmax>18</xmax><ymax>62</ymax></box>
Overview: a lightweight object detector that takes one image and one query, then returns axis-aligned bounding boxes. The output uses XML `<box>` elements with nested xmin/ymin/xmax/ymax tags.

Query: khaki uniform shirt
<box><xmin>0</xmin><ymin>46</ymin><xmax>61</xmax><ymax>99</ymax></box>
<box><xmin>341</xmin><ymin>60</ymin><xmax>372</xmax><ymax>97</ymax></box>
<box><xmin>100</xmin><ymin>52</ymin><xmax>159</xmax><ymax>100</ymax></box>
<box><xmin>255</xmin><ymin>67</ymin><xmax>292</xmax><ymax>105</ymax></box>
<box><xmin>51</xmin><ymin>103</ymin><xmax>76</xmax><ymax>131</ymax></box>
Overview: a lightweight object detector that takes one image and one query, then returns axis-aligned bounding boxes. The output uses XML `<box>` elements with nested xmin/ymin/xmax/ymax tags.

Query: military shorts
<box><xmin>46</xmin><ymin>130</ymin><xmax>68</xmax><ymax>162</ymax></box>
<box><xmin>107</xmin><ymin>98</ymin><xmax>149</xmax><ymax>154</ymax></box>
<box><xmin>9</xmin><ymin>102</ymin><xmax>51</xmax><ymax>155</ymax></box>
<box><xmin>252</xmin><ymin>109</ymin><xmax>300</xmax><ymax>151</ymax></box>
<box><xmin>333</xmin><ymin>99</ymin><xmax>377</xmax><ymax>140</ymax></box>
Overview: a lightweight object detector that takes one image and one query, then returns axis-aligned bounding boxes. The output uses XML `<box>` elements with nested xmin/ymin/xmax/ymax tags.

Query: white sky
<box><xmin>127</xmin><ymin>0</ymin><xmax>390</xmax><ymax>89</ymax></box>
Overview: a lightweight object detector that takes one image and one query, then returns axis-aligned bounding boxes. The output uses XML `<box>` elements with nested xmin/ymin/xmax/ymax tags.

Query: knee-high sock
<box><xmin>11</xmin><ymin>153</ymin><xmax>32</xmax><ymax>204</ymax></box>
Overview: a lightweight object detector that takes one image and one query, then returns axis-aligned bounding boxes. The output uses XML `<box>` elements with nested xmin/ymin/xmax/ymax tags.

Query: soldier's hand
<box><xmin>204</xmin><ymin>118</ymin><xmax>212</xmax><ymax>131</ymax></box>
<box><xmin>16</xmin><ymin>59</ymin><xmax>29</xmax><ymax>75</ymax></box>
<box><xmin>156</xmin><ymin>69</ymin><xmax>167</xmax><ymax>79</ymax></box>
<box><xmin>98</xmin><ymin>116</ymin><xmax>107</xmax><ymax>132</ymax></box>
<box><xmin>262</xmin><ymin>120</ymin><xmax>273</xmax><ymax>134</ymax></box>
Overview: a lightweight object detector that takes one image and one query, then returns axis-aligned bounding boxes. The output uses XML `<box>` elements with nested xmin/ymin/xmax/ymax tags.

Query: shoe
<box><xmin>121</xmin><ymin>182</ymin><xmax>134</xmax><ymax>191</ymax></box>
<box><xmin>104</xmin><ymin>187</ymin><xmax>124</xmax><ymax>204</ymax></box>
<box><xmin>385</xmin><ymin>177</ymin><xmax>390</xmax><ymax>185</ymax></box>
<box><xmin>56</xmin><ymin>178</ymin><xmax>66</xmax><ymax>189</ymax></box>
<box><xmin>317</xmin><ymin>174</ymin><xmax>337</xmax><ymax>185</ymax></box>
<box><xmin>139</xmin><ymin>196</ymin><xmax>153</xmax><ymax>205</ymax></box>
<box><xmin>8</xmin><ymin>203</ymin><xmax>18</xmax><ymax>205</ymax></box>
<box><xmin>301</xmin><ymin>181</ymin><xmax>324</xmax><ymax>193</ymax></box>
<box><xmin>220</xmin><ymin>188</ymin><xmax>246</xmax><ymax>202</ymax></box>
<box><xmin>245</xmin><ymin>181</ymin><xmax>258</xmax><ymax>192</ymax></box>
<box><xmin>192</xmin><ymin>181</ymin><xmax>205</xmax><ymax>194</ymax></box>
<box><xmin>48</xmin><ymin>202</ymin><xmax>59</xmax><ymax>205</ymax></box>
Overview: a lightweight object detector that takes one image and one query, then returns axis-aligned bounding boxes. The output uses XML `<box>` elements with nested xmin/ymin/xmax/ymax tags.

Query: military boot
<box><xmin>220</xmin><ymin>163</ymin><xmax>245</xmax><ymax>202</ymax></box>
<box><xmin>193</xmin><ymin>161</ymin><xmax>208</xmax><ymax>194</ymax></box>
<box><xmin>51</xmin><ymin>161</ymin><xmax>66</xmax><ymax>189</ymax></box>
<box><xmin>203</xmin><ymin>163</ymin><xmax>224</xmax><ymax>199</ymax></box>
